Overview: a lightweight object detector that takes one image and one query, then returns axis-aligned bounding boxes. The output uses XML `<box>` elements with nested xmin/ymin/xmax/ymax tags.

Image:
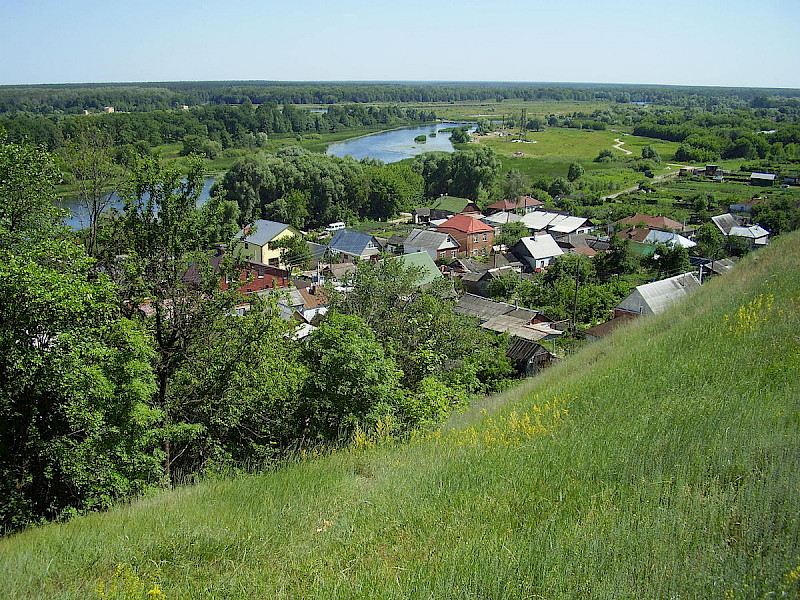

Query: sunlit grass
<box><xmin>2</xmin><ymin>233</ymin><xmax>799</xmax><ymax>599</ymax></box>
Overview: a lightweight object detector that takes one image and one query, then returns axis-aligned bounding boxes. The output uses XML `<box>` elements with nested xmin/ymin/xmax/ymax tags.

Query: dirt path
<box><xmin>613</xmin><ymin>138</ymin><xmax>633</xmax><ymax>155</ymax></box>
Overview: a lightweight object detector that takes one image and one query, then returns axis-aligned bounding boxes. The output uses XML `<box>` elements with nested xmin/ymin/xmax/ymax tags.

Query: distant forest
<box><xmin>2</xmin><ymin>81</ymin><xmax>800</xmax><ymax>115</ymax></box>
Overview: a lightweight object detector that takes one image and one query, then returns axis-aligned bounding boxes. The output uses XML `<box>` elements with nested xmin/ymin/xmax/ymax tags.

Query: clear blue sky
<box><xmin>2</xmin><ymin>0</ymin><xmax>798</xmax><ymax>88</ymax></box>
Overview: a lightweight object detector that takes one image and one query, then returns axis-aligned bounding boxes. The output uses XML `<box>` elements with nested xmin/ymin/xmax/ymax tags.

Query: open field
<box><xmin>2</xmin><ymin>232</ymin><xmax>798</xmax><ymax>599</ymax></box>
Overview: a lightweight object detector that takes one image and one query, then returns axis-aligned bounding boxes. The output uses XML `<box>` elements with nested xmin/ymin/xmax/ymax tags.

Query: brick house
<box><xmin>436</xmin><ymin>214</ymin><xmax>494</xmax><ymax>258</ymax></box>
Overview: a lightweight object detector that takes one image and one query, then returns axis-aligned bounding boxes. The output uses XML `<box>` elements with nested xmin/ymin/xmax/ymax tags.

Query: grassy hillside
<box><xmin>2</xmin><ymin>234</ymin><xmax>799</xmax><ymax>599</ymax></box>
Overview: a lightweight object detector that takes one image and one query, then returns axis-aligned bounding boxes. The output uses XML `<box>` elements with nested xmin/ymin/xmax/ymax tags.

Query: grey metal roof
<box><xmin>405</xmin><ymin>228</ymin><xmax>459</xmax><ymax>251</ymax></box>
<box><xmin>328</xmin><ymin>229</ymin><xmax>378</xmax><ymax>257</ymax></box>
<box><xmin>617</xmin><ymin>273</ymin><xmax>700</xmax><ymax>316</ymax></box>
<box><xmin>240</xmin><ymin>219</ymin><xmax>293</xmax><ymax>246</ymax></box>
<box><xmin>506</xmin><ymin>338</ymin><xmax>550</xmax><ymax>361</ymax></box>
<box><xmin>711</xmin><ymin>213</ymin><xmax>740</xmax><ymax>236</ymax></box>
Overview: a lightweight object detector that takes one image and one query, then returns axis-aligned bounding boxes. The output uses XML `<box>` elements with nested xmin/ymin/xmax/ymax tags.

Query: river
<box><xmin>326</xmin><ymin>122</ymin><xmax>475</xmax><ymax>163</ymax></box>
<box><xmin>60</xmin><ymin>177</ymin><xmax>217</xmax><ymax>230</ymax></box>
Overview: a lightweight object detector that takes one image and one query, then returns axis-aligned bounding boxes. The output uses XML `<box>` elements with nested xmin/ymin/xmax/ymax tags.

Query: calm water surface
<box><xmin>326</xmin><ymin>122</ymin><xmax>474</xmax><ymax>163</ymax></box>
<box><xmin>61</xmin><ymin>177</ymin><xmax>216</xmax><ymax>229</ymax></box>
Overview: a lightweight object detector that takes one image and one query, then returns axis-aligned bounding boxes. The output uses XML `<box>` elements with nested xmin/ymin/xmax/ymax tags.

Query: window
<box><xmin>482</xmin><ymin>233</ymin><xmax>488</xmax><ymax>242</ymax></box>
<box><xmin>450</xmin><ymin>250</ymin><xmax>457</xmax><ymax>258</ymax></box>
<box><xmin>244</xmin><ymin>243</ymin><xmax>249</xmax><ymax>250</ymax></box>
<box><xmin>473</xmin><ymin>234</ymin><xmax>478</xmax><ymax>243</ymax></box>
<box><xmin>473</xmin><ymin>249</ymin><xmax>479</xmax><ymax>256</ymax></box>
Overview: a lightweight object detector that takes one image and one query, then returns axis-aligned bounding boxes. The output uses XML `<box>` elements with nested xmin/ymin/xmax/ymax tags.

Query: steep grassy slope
<box><xmin>2</xmin><ymin>233</ymin><xmax>799</xmax><ymax>599</ymax></box>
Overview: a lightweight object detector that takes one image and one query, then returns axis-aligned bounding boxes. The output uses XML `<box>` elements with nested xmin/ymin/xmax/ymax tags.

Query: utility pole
<box><xmin>572</xmin><ymin>255</ymin><xmax>581</xmax><ymax>331</ymax></box>
<box><xmin>520</xmin><ymin>108</ymin><xmax>527</xmax><ymax>139</ymax></box>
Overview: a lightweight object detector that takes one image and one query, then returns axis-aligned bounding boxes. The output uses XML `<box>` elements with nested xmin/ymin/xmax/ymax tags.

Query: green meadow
<box><xmin>2</xmin><ymin>231</ymin><xmax>798</xmax><ymax>598</ymax></box>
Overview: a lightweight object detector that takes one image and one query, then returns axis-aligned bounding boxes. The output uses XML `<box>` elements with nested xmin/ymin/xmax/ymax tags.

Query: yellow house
<box><xmin>235</xmin><ymin>220</ymin><xmax>300</xmax><ymax>268</ymax></box>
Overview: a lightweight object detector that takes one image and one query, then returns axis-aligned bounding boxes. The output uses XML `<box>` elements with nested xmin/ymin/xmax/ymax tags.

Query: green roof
<box><xmin>630</xmin><ymin>241</ymin><xmax>657</xmax><ymax>257</ymax></box>
<box><xmin>392</xmin><ymin>252</ymin><xmax>442</xmax><ymax>286</ymax></box>
<box><xmin>431</xmin><ymin>195</ymin><xmax>474</xmax><ymax>214</ymax></box>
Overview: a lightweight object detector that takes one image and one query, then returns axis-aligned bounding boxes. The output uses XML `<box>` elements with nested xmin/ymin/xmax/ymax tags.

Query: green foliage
<box><xmin>0</xmin><ymin>139</ymin><xmax>161</xmax><ymax>531</ymax></box>
<box><xmin>641</xmin><ymin>144</ymin><xmax>662</xmax><ymax>163</ymax></box>
<box><xmin>496</xmin><ymin>221</ymin><xmax>528</xmax><ymax>249</ymax></box>
<box><xmin>567</xmin><ymin>161</ymin><xmax>585</xmax><ymax>182</ymax></box>
<box><xmin>449</xmin><ymin>126</ymin><xmax>471</xmax><ymax>144</ymax></box>
<box><xmin>645</xmin><ymin>243</ymin><xmax>691</xmax><ymax>277</ymax></box>
<box><xmin>413</xmin><ymin>146</ymin><xmax>500</xmax><ymax>201</ymax></box>
<box><xmin>594</xmin><ymin>148</ymin><xmax>614</xmax><ymax>163</ymax></box>
<box><xmin>695</xmin><ymin>221</ymin><xmax>725</xmax><ymax>258</ymax></box>
<box><xmin>302</xmin><ymin>311</ymin><xmax>404</xmax><ymax>439</ymax></box>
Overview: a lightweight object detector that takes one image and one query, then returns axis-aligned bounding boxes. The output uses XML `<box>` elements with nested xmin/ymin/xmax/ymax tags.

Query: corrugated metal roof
<box><xmin>391</xmin><ymin>252</ymin><xmax>442</xmax><ymax>286</ymax></box>
<box><xmin>328</xmin><ymin>229</ymin><xmax>378</xmax><ymax>257</ymax></box>
<box><xmin>712</xmin><ymin>213</ymin><xmax>740</xmax><ymax>235</ymax></box>
<box><xmin>405</xmin><ymin>228</ymin><xmax>459</xmax><ymax>251</ymax></box>
<box><xmin>618</xmin><ymin>273</ymin><xmax>700</xmax><ymax>316</ymax></box>
<box><xmin>239</xmin><ymin>219</ymin><xmax>293</xmax><ymax>246</ymax></box>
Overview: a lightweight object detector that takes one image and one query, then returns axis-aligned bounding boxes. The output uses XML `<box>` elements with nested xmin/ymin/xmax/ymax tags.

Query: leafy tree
<box><xmin>567</xmin><ymin>162</ymin><xmax>585</xmax><ymax>182</ymax></box>
<box><xmin>301</xmin><ymin>311</ymin><xmax>404</xmax><ymax>439</ymax></box>
<box><xmin>645</xmin><ymin>243</ymin><xmax>690</xmax><ymax>277</ymax></box>
<box><xmin>272</xmin><ymin>233</ymin><xmax>312</xmax><ymax>273</ymax></box>
<box><xmin>527</xmin><ymin>117</ymin><xmax>545</xmax><ymax>132</ymax></box>
<box><xmin>497</xmin><ymin>221</ymin><xmax>528</xmax><ymax>249</ymax></box>
<box><xmin>60</xmin><ymin>125</ymin><xmax>122</xmax><ymax>257</ymax></box>
<box><xmin>0</xmin><ymin>138</ymin><xmax>160</xmax><ymax>530</ymax></box>
<box><xmin>641</xmin><ymin>145</ymin><xmax>662</xmax><ymax>163</ymax></box>
<box><xmin>102</xmin><ymin>156</ymin><xmax>243</xmax><ymax>482</ymax></box>
<box><xmin>498</xmin><ymin>169</ymin><xmax>530</xmax><ymax>202</ymax></box>
<box><xmin>694</xmin><ymin>221</ymin><xmax>725</xmax><ymax>258</ymax></box>
<box><xmin>449</xmin><ymin>126</ymin><xmax>471</xmax><ymax>144</ymax></box>
<box><xmin>548</xmin><ymin>176</ymin><xmax>574</xmax><ymax>197</ymax></box>
<box><xmin>594</xmin><ymin>148</ymin><xmax>614</xmax><ymax>163</ymax></box>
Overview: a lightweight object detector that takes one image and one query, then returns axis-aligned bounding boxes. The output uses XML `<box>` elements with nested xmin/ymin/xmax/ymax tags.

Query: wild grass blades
<box><xmin>2</xmin><ymin>232</ymin><xmax>799</xmax><ymax>599</ymax></box>
<box><xmin>725</xmin><ymin>293</ymin><xmax>776</xmax><ymax>334</ymax></box>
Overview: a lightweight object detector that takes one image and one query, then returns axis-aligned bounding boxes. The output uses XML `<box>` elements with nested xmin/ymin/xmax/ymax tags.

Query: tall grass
<box><xmin>2</xmin><ymin>233</ymin><xmax>799</xmax><ymax>599</ymax></box>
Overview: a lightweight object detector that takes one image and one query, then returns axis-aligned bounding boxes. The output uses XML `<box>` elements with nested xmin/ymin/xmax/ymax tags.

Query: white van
<box><xmin>325</xmin><ymin>222</ymin><xmax>346</xmax><ymax>233</ymax></box>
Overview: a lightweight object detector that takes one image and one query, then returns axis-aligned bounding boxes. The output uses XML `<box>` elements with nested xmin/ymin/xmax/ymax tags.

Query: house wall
<box><xmin>234</xmin><ymin>227</ymin><xmax>298</xmax><ymax>268</ymax></box>
<box><xmin>439</xmin><ymin>227</ymin><xmax>494</xmax><ymax>257</ymax></box>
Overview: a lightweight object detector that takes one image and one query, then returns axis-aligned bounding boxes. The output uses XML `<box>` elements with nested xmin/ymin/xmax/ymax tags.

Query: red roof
<box><xmin>487</xmin><ymin>196</ymin><xmax>543</xmax><ymax>211</ymax></box>
<box><xmin>438</xmin><ymin>214</ymin><xmax>494</xmax><ymax>234</ymax></box>
<box><xmin>616</xmin><ymin>213</ymin><xmax>683</xmax><ymax>231</ymax></box>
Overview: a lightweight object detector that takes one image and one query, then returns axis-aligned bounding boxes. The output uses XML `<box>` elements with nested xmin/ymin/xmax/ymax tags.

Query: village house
<box><xmin>615</xmin><ymin>213</ymin><xmax>690</xmax><ymax>234</ymax></box>
<box><xmin>455</xmin><ymin>293</ymin><xmax>562</xmax><ymax>343</ymax></box>
<box><xmin>326</xmin><ymin>229</ymin><xmax>381</xmax><ymax>260</ymax></box>
<box><xmin>520</xmin><ymin>210</ymin><xmax>593</xmax><ymax>237</ymax></box>
<box><xmin>234</xmin><ymin>219</ymin><xmax>301</xmax><ymax>269</ymax></box>
<box><xmin>510</xmin><ymin>233</ymin><xmax>564</xmax><ymax>271</ymax></box>
<box><xmin>436</xmin><ymin>214</ymin><xmax>494</xmax><ymax>258</ymax></box>
<box><xmin>711</xmin><ymin>213</ymin><xmax>770</xmax><ymax>248</ymax></box>
<box><xmin>485</xmin><ymin>196</ymin><xmax>543</xmax><ymax>215</ymax></box>
<box><xmin>403</xmin><ymin>228</ymin><xmax>460</xmax><ymax>260</ymax></box>
<box><xmin>615</xmin><ymin>273</ymin><xmax>700</xmax><ymax>317</ymax></box>
<box><xmin>411</xmin><ymin>195</ymin><xmax>481</xmax><ymax>224</ymax></box>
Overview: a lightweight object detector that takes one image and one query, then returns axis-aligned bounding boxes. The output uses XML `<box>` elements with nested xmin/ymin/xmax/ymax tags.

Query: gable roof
<box><xmin>616</xmin><ymin>213</ymin><xmax>683</xmax><ymax>231</ymax></box>
<box><xmin>711</xmin><ymin>213</ymin><xmax>740</xmax><ymax>235</ymax></box>
<box><xmin>482</xmin><ymin>211</ymin><xmax>523</xmax><ymax>226</ymax></box>
<box><xmin>617</xmin><ymin>273</ymin><xmax>700</xmax><ymax>316</ymax></box>
<box><xmin>239</xmin><ymin>219</ymin><xmax>294</xmax><ymax>246</ymax></box>
<box><xmin>617</xmin><ymin>227</ymin><xmax>651</xmax><ymax>243</ymax></box>
<box><xmin>644</xmin><ymin>229</ymin><xmax>697</xmax><ymax>248</ymax></box>
<box><xmin>487</xmin><ymin>196</ymin><xmax>544</xmax><ymax>211</ymax></box>
<box><xmin>515</xmin><ymin>234</ymin><xmax>564</xmax><ymax>260</ymax></box>
<box><xmin>328</xmin><ymin>229</ymin><xmax>379</xmax><ymax>257</ymax></box>
<box><xmin>431</xmin><ymin>195</ymin><xmax>479</xmax><ymax>214</ymax></box>
<box><xmin>438</xmin><ymin>214</ymin><xmax>494</xmax><ymax>234</ymax></box>
<box><xmin>390</xmin><ymin>252</ymin><xmax>442</xmax><ymax>286</ymax></box>
<box><xmin>729</xmin><ymin>224</ymin><xmax>770</xmax><ymax>239</ymax></box>
<box><xmin>404</xmin><ymin>228</ymin><xmax>459</xmax><ymax>251</ymax></box>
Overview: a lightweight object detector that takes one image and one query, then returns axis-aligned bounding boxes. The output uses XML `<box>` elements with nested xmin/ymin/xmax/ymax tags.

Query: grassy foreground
<box><xmin>2</xmin><ymin>236</ymin><xmax>800</xmax><ymax>599</ymax></box>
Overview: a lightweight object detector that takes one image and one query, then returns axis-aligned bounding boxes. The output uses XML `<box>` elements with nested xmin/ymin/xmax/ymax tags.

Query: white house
<box><xmin>510</xmin><ymin>233</ymin><xmax>564</xmax><ymax>271</ymax></box>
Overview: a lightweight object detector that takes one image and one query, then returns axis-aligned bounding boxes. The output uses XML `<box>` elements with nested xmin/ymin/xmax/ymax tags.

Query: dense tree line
<box><xmin>3</xmin><ymin>82</ymin><xmax>800</xmax><ymax>116</ymax></box>
<box><xmin>216</xmin><ymin>145</ymin><xmax>502</xmax><ymax>229</ymax></box>
<box><xmin>632</xmin><ymin>108</ymin><xmax>800</xmax><ymax>162</ymax></box>
<box><xmin>0</xmin><ymin>102</ymin><xmax>436</xmax><ymax>152</ymax></box>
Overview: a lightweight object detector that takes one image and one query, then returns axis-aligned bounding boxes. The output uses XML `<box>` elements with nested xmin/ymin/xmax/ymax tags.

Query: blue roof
<box><xmin>328</xmin><ymin>229</ymin><xmax>376</xmax><ymax>256</ymax></box>
<box><xmin>239</xmin><ymin>219</ymin><xmax>293</xmax><ymax>246</ymax></box>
